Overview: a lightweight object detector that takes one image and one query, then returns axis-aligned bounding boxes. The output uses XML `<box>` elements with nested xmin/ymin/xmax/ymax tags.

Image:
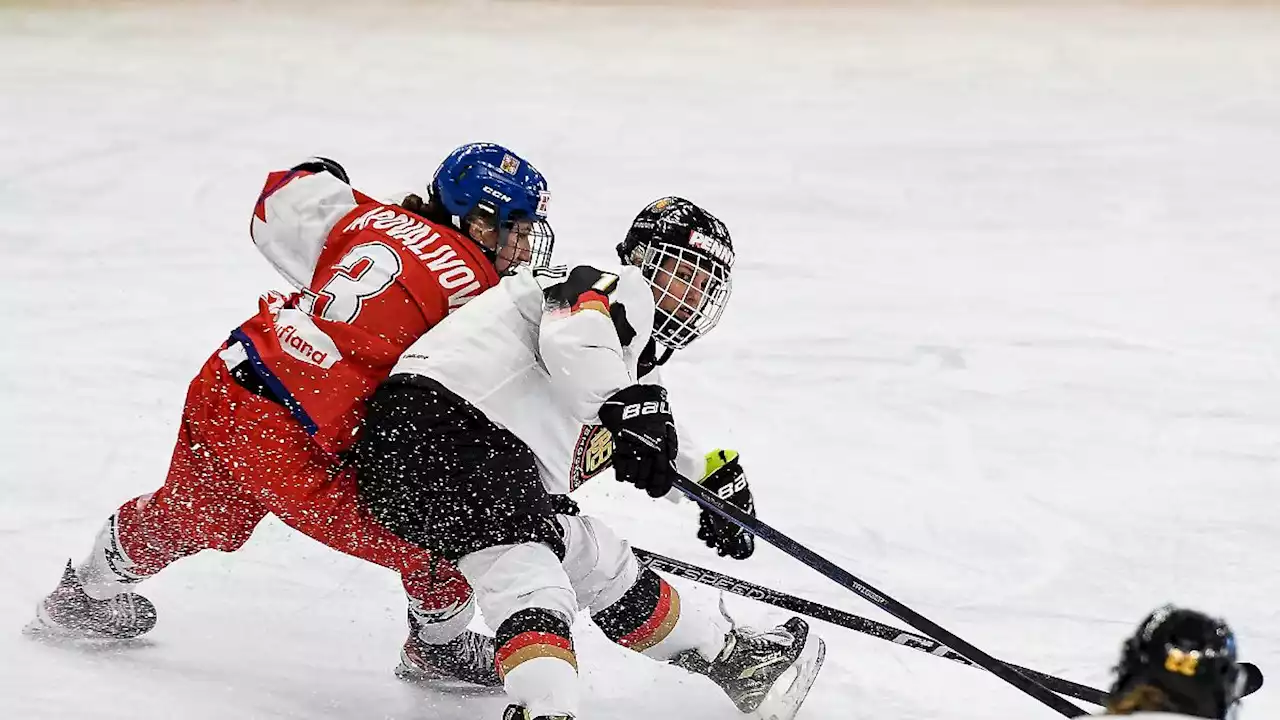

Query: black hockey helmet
<box><xmin>1107</xmin><ymin>605</ymin><xmax>1243</xmax><ymax>719</ymax></box>
<box><xmin>616</xmin><ymin>197</ymin><xmax>734</xmax><ymax>351</ymax></box>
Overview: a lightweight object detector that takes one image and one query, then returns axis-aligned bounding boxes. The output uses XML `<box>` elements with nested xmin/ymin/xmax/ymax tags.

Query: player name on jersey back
<box><xmin>342</xmin><ymin>205</ymin><xmax>483</xmax><ymax>309</ymax></box>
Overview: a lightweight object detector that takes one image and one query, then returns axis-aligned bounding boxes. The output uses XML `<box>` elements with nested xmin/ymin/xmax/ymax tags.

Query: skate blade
<box><xmin>394</xmin><ymin>656</ymin><xmax>506</xmax><ymax>697</ymax></box>
<box><xmin>750</xmin><ymin>636</ymin><xmax>827</xmax><ymax>720</ymax></box>
<box><xmin>23</xmin><ymin>616</ymin><xmax>153</xmax><ymax>649</ymax></box>
<box><xmin>23</xmin><ymin>606</ymin><xmax>94</xmax><ymax>641</ymax></box>
<box><xmin>22</xmin><ymin>615</ymin><xmax>62</xmax><ymax>639</ymax></box>
<box><xmin>22</xmin><ymin>602</ymin><xmax>153</xmax><ymax>646</ymax></box>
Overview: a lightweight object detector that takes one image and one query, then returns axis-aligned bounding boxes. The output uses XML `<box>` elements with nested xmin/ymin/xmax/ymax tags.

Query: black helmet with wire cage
<box><xmin>617</xmin><ymin>197</ymin><xmax>734</xmax><ymax>351</ymax></box>
<box><xmin>1107</xmin><ymin>605</ymin><xmax>1244</xmax><ymax>720</ymax></box>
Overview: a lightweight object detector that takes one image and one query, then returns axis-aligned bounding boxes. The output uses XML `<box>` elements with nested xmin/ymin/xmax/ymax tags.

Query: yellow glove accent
<box><xmin>702</xmin><ymin>449</ymin><xmax>740</xmax><ymax>480</ymax></box>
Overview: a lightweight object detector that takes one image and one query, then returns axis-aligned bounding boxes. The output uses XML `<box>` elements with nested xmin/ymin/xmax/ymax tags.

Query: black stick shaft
<box><xmin>632</xmin><ymin>546</ymin><xmax>1108</xmax><ymax>706</ymax></box>
<box><xmin>672</xmin><ymin>475</ymin><xmax>1087</xmax><ymax>717</ymax></box>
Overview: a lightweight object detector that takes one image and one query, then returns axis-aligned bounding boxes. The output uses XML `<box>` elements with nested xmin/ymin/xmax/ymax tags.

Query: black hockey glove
<box><xmin>696</xmin><ymin>449</ymin><xmax>756</xmax><ymax>560</ymax></box>
<box><xmin>290</xmin><ymin>156</ymin><xmax>349</xmax><ymax>183</ymax></box>
<box><xmin>598</xmin><ymin>384</ymin><xmax>679</xmax><ymax>498</ymax></box>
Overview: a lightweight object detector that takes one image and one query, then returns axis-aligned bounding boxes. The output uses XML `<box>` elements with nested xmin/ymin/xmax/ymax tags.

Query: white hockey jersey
<box><xmin>391</xmin><ymin>263</ymin><xmax>709</xmax><ymax>494</ymax></box>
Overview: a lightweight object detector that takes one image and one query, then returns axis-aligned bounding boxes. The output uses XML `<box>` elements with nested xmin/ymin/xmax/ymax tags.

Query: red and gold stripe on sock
<box><xmin>617</xmin><ymin>579</ymin><xmax>681</xmax><ymax>652</ymax></box>
<box><xmin>496</xmin><ymin>631</ymin><xmax>578</xmax><ymax>677</ymax></box>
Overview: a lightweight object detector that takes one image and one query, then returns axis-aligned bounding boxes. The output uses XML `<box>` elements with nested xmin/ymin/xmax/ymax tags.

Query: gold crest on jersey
<box><xmin>570</xmin><ymin>424</ymin><xmax>614</xmax><ymax>489</ymax></box>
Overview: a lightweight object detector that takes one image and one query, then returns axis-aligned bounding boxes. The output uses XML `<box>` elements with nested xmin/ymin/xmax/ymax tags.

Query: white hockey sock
<box><xmin>460</xmin><ymin>542</ymin><xmax>581</xmax><ymax>717</ymax></box>
<box><xmin>504</xmin><ymin>655</ymin><xmax>580</xmax><ymax>719</ymax></box>
<box><xmin>593</xmin><ymin>566</ymin><xmax>731</xmax><ymax>664</ymax></box>
<box><xmin>408</xmin><ymin>594</ymin><xmax>476</xmax><ymax>644</ymax></box>
<box><xmin>638</xmin><ymin>587</ymin><xmax>732</xmax><ymax>663</ymax></box>
<box><xmin>75</xmin><ymin>514</ymin><xmax>148</xmax><ymax>601</ymax></box>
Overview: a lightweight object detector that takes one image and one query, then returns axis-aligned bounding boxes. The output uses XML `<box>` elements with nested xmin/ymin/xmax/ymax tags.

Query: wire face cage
<box><xmin>640</xmin><ymin>242</ymin><xmax>733</xmax><ymax>350</ymax></box>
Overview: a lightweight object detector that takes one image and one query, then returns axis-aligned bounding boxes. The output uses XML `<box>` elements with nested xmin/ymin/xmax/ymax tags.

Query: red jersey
<box><xmin>230</xmin><ymin>166</ymin><xmax>499</xmax><ymax>455</ymax></box>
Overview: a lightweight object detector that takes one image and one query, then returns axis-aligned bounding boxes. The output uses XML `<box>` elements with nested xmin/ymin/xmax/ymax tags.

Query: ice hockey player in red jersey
<box><xmin>1105</xmin><ymin>606</ymin><xmax>1248</xmax><ymax>720</ymax></box>
<box><xmin>29</xmin><ymin>143</ymin><xmax>553</xmax><ymax>687</ymax></box>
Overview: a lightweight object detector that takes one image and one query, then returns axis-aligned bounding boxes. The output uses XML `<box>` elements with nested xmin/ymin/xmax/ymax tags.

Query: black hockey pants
<box><xmin>354</xmin><ymin>374</ymin><xmax>564</xmax><ymax>563</ymax></box>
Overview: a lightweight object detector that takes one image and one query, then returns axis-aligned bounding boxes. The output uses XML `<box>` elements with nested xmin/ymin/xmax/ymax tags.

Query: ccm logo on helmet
<box><xmin>620</xmin><ymin>400</ymin><xmax>670</xmax><ymax>420</ymax></box>
<box><xmin>482</xmin><ymin>185</ymin><xmax>513</xmax><ymax>203</ymax></box>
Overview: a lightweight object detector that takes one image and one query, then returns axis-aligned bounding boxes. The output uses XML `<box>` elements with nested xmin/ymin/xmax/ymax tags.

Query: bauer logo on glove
<box><xmin>697</xmin><ymin>449</ymin><xmax>756</xmax><ymax>560</ymax></box>
<box><xmin>714</xmin><ymin>472</ymin><xmax>749</xmax><ymax>501</ymax></box>
<box><xmin>599</xmin><ymin>384</ymin><xmax>679</xmax><ymax>498</ymax></box>
<box><xmin>621</xmin><ymin>399</ymin><xmax>672</xmax><ymax>421</ymax></box>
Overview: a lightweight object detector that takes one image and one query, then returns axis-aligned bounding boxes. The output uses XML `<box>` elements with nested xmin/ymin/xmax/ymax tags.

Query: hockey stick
<box><xmin>671</xmin><ymin>475</ymin><xmax>1087</xmax><ymax>717</ymax></box>
<box><xmin>636</xmin><ymin>545</ymin><xmax>1266</xmax><ymax>706</ymax></box>
<box><xmin>634</xmin><ymin>547</ymin><xmax>1266</xmax><ymax>704</ymax></box>
<box><xmin>631</xmin><ymin>547</ymin><xmax>1110</xmax><ymax>706</ymax></box>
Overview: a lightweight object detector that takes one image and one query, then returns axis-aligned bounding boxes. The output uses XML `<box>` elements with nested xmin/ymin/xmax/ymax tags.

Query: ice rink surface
<box><xmin>2</xmin><ymin>1</ymin><xmax>1280</xmax><ymax>718</ymax></box>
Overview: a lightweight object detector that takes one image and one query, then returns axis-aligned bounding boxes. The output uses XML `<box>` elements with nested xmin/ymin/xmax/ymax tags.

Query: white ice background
<box><xmin>2</xmin><ymin>2</ymin><xmax>1279</xmax><ymax>719</ymax></box>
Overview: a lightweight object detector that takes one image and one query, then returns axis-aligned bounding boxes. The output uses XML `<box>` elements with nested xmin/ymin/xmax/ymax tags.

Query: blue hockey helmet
<box><xmin>431</xmin><ymin>142</ymin><xmax>554</xmax><ymax>271</ymax></box>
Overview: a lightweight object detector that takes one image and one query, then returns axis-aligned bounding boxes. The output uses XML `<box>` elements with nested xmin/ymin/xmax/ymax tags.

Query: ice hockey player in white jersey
<box><xmin>1104</xmin><ymin>606</ymin><xmax>1246</xmax><ymax>720</ymax></box>
<box><xmin>353</xmin><ymin>197</ymin><xmax>825</xmax><ymax>720</ymax></box>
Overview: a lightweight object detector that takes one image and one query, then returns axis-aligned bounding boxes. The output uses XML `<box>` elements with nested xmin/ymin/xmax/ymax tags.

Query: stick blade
<box><xmin>1242</xmin><ymin>662</ymin><xmax>1264</xmax><ymax>698</ymax></box>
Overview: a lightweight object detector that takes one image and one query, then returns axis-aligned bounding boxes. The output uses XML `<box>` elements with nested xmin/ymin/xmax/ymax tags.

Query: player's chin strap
<box><xmin>448</xmin><ymin>207</ymin><xmax>506</xmax><ymax>272</ymax></box>
<box><xmin>638</xmin><ymin>340</ymin><xmax>674</xmax><ymax>378</ymax></box>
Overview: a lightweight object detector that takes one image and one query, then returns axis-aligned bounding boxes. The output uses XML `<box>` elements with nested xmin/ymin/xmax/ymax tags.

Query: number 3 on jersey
<box><xmin>300</xmin><ymin>242</ymin><xmax>403</xmax><ymax>323</ymax></box>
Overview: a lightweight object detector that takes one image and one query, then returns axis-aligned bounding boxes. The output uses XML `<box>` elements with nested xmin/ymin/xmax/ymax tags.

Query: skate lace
<box><xmin>715</xmin><ymin>624</ymin><xmax>798</xmax><ymax>693</ymax></box>
<box><xmin>736</xmin><ymin>625</ymin><xmax>796</xmax><ymax>654</ymax></box>
<box><xmin>455</xmin><ymin>630</ymin><xmax>494</xmax><ymax>670</ymax></box>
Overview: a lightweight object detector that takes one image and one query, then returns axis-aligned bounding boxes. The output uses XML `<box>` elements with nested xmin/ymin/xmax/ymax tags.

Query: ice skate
<box><xmin>25</xmin><ymin>561</ymin><xmax>157</xmax><ymax>640</ymax></box>
<box><xmin>395</xmin><ymin>610</ymin><xmax>502</xmax><ymax>688</ymax></box>
<box><xmin>675</xmin><ymin>617</ymin><xmax>825</xmax><ymax>720</ymax></box>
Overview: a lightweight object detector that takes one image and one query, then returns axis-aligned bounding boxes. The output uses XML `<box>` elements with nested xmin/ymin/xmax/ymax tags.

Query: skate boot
<box><xmin>501</xmin><ymin>704</ymin><xmax>573</xmax><ymax>720</ymax></box>
<box><xmin>674</xmin><ymin>617</ymin><xmax>826</xmax><ymax>720</ymax></box>
<box><xmin>395</xmin><ymin>610</ymin><xmax>502</xmax><ymax>688</ymax></box>
<box><xmin>26</xmin><ymin>561</ymin><xmax>157</xmax><ymax>640</ymax></box>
